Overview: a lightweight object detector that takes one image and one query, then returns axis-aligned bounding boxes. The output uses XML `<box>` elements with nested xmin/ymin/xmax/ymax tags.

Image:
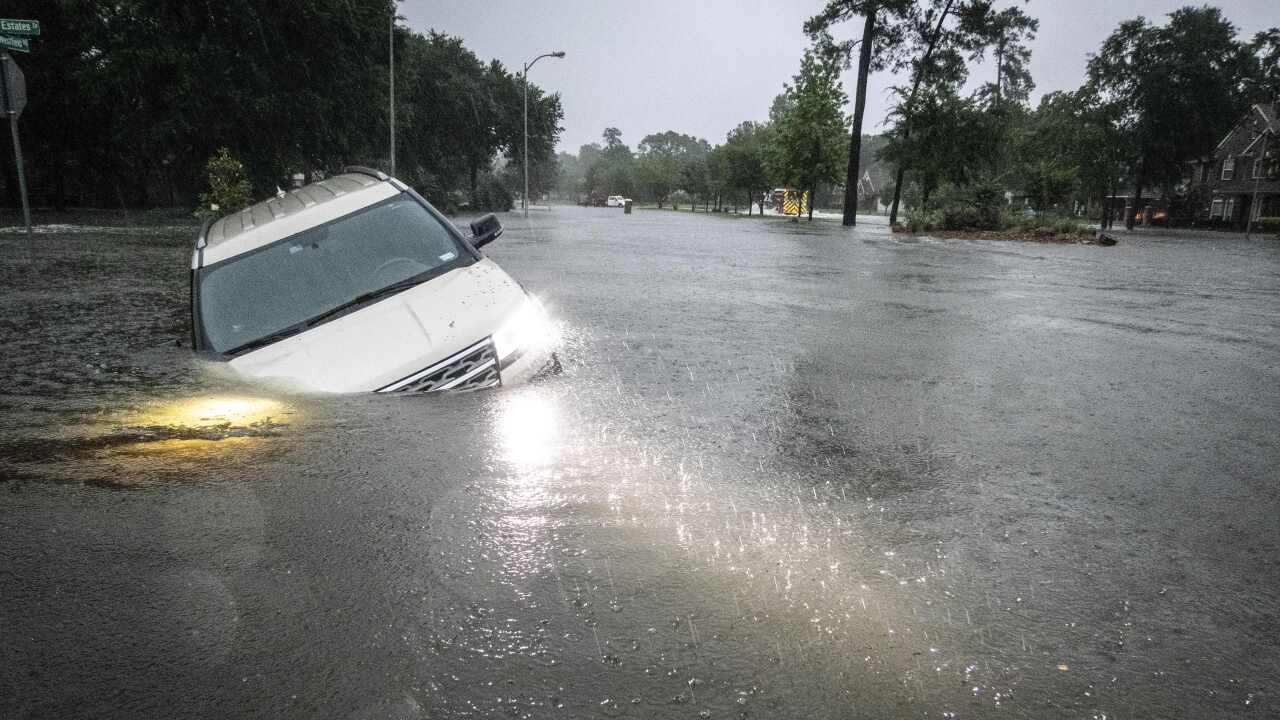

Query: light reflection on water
<box><xmin>125</xmin><ymin>394</ymin><xmax>290</xmax><ymax>429</ymax></box>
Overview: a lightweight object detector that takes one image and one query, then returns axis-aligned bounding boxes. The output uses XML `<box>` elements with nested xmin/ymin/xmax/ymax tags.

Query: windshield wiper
<box><xmin>305</xmin><ymin>276</ymin><xmax>428</xmax><ymax>328</ymax></box>
<box><xmin>221</xmin><ymin>276</ymin><xmax>430</xmax><ymax>357</ymax></box>
<box><xmin>224</xmin><ymin>324</ymin><xmax>308</xmax><ymax>357</ymax></box>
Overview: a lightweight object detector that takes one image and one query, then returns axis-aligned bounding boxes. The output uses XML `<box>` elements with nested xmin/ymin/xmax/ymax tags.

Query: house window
<box><xmin>1211</xmin><ymin>198</ymin><xmax>1224</xmax><ymax>219</ymax></box>
<box><xmin>1254</xmin><ymin>157</ymin><xmax>1264</xmax><ymax>179</ymax></box>
<box><xmin>1224</xmin><ymin>197</ymin><xmax>1236</xmax><ymax>220</ymax></box>
<box><xmin>1222</xmin><ymin>157</ymin><xmax>1235</xmax><ymax>180</ymax></box>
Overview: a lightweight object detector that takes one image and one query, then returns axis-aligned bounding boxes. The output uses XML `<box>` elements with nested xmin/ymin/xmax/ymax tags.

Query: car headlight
<box><xmin>492</xmin><ymin>296</ymin><xmax>554</xmax><ymax>364</ymax></box>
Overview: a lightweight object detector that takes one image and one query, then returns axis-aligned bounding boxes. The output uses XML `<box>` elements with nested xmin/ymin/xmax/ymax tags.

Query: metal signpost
<box><xmin>0</xmin><ymin>18</ymin><xmax>37</xmax><ymax>235</ymax></box>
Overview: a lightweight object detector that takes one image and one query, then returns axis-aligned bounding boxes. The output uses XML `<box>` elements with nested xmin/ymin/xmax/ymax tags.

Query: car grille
<box><xmin>376</xmin><ymin>338</ymin><xmax>500</xmax><ymax>394</ymax></box>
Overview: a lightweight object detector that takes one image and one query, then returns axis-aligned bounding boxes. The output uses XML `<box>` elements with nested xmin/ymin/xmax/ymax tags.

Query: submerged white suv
<box><xmin>190</xmin><ymin>168</ymin><xmax>557</xmax><ymax>394</ymax></box>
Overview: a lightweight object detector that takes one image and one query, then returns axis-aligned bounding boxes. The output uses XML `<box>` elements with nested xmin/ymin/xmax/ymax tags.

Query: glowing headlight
<box><xmin>492</xmin><ymin>296</ymin><xmax>553</xmax><ymax>363</ymax></box>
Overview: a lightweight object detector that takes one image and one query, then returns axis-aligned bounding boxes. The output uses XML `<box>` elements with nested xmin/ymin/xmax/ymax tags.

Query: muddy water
<box><xmin>2</xmin><ymin>210</ymin><xmax>1279</xmax><ymax>718</ymax></box>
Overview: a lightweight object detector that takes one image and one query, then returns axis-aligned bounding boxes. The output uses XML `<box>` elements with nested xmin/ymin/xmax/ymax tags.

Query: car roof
<box><xmin>197</xmin><ymin>172</ymin><xmax>399</xmax><ymax>266</ymax></box>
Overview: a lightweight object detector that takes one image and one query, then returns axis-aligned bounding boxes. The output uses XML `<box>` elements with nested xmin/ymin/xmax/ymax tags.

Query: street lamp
<box><xmin>523</xmin><ymin>50</ymin><xmax>565</xmax><ymax>217</ymax></box>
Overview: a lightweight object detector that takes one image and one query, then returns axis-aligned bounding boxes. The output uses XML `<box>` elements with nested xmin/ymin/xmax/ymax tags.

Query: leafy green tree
<box><xmin>720</xmin><ymin>121</ymin><xmax>773</xmax><ymax>215</ymax></box>
<box><xmin>1087</xmin><ymin>6</ymin><xmax>1255</xmax><ymax>228</ymax></box>
<box><xmin>1013</xmin><ymin>90</ymin><xmax>1125</xmax><ymax>223</ymax></box>
<box><xmin>582</xmin><ymin>128</ymin><xmax>637</xmax><ymax>197</ymax></box>
<box><xmin>806</xmin><ymin>1</ymin><xmax>917</xmax><ymax>225</ymax></box>
<box><xmin>974</xmin><ymin>7</ymin><xmax>1039</xmax><ymax>110</ymax></box>
<box><xmin>194</xmin><ymin>148</ymin><xmax>253</xmax><ymax>220</ymax></box>
<box><xmin>1</xmin><ymin>0</ymin><xmax>565</xmax><ymax>212</ymax></box>
<box><xmin>1246</xmin><ymin>28</ymin><xmax>1280</xmax><ymax>104</ymax></box>
<box><xmin>881</xmin><ymin>0</ymin><xmax>1038</xmax><ymax>224</ymax></box>
<box><xmin>880</xmin><ymin>85</ymin><xmax>998</xmax><ymax>208</ymax></box>
<box><xmin>637</xmin><ymin>131</ymin><xmax>706</xmax><ymax>207</ymax></box>
<box><xmin>767</xmin><ymin>49</ymin><xmax>849</xmax><ymax>221</ymax></box>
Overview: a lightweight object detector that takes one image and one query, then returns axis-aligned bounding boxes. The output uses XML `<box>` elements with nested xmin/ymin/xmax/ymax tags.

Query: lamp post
<box><xmin>389</xmin><ymin>3</ymin><xmax>396</xmax><ymax>177</ymax></box>
<box><xmin>523</xmin><ymin>50</ymin><xmax>565</xmax><ymax>217</ymax></box>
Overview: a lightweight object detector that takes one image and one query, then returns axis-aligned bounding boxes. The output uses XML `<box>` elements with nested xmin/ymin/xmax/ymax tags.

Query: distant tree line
<box><xmin>808</xmin><ymin>0</ymin><xmax>1279</xmax><ymax>230</ymax></box>
<box><xmin>558</xmin><ymin>2</ymin><xmax>1277</xmax><ymax>231</ymax></box>
<box><xmin>557</xmin><ymin>47</ymin><xmax>851</xmax><ymax>221</ymax></box>
<box><xmin>0</xmin><ymin>0</ymin><xmax>563</xmax><ymax>213</ymax></box>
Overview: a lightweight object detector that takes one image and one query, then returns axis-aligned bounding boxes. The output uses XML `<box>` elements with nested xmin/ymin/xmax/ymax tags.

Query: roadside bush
<box><xmin>1256</xmin><ymin>217</ymin><xmax>1280</xmax><ymax>237</ymax></box>
<box><xmin>413</xmin><ymin>173</ymin><xmax>454</xmax><ymax>214</ymax></box>
<box><xmin>470</xmin><ymin>173</ymin><xmax>513</xmax><ymax>212</ymax></box>
<box><xmin>933</xmin><ymin>180</ymin><xmax>1004</xmax><ymax>230</ymax></box>
<box><xmin>1050</xmin><ymin>217</ymin><xmax>1091</xmax><ymax>236</ymax></box>
<box><xmin>904</xmin><ymin>209</ymin><xmax>943</xmax><ymax>233</ymax></box>
<box><xmin>670</xmin><ymin>190</ymin><xmax>691</xmax><ymax>210</ymax></box>
<box><xmin>194</xmin><ymin>147</ymin><xmax>252</xmax><ymax>220</ymax></box>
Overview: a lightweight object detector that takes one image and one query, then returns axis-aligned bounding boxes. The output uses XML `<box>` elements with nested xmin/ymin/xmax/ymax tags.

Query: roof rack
<box><xmin>342</xmin><ymin>165</ymin><xmax>390</xmax><ymax>181</ymax></box>
<box><xmin>195</xmin><ymin>216</ymin><xmax>213</xmax><ymax>250</ymax></box>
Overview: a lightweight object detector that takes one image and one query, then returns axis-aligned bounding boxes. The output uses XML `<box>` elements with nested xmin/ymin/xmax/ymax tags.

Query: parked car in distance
<box><xmin>190</xmin><ymin>167</ymin><xmax>558</xmax><ymax>394</ymax></box>
<box><xmin>606</xmin><ymin>195</ymin><xmax>625</xmax><ymax>207</ymax></box>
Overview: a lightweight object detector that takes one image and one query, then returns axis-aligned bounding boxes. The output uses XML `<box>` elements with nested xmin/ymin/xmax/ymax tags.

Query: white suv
<box><xmin>606</xmin><ymin>195</ymin><xmax>625</xmax><ymax>207</ymax></box>
<box><xmin>190</xmin><ymin>168</ymin><xmax>557</xmax><ymax>393</ymax></box>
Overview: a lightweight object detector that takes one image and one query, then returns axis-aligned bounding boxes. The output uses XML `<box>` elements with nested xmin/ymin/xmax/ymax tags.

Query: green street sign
<box><xmin>0</xmin><ymin>35</ymin><xmax>29</xmax><ymax>53</ymax></box>
<box><xmin>0</xmin><ymin>19</ymin><xmax>40</xmax><ymax>37</ymax></box>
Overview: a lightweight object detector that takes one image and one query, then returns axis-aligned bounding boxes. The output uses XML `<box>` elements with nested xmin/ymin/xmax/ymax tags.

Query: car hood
<box><xmin>227</xmin><ymin>258</ymin><xmax>526</xmax><ymax>393</ymax></box>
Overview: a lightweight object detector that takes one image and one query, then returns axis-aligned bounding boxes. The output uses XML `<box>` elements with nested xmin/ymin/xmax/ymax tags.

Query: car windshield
<box><xmin>197</xmin><ymin>194</ymin><xmax>468</xmax><ymax>355</ymax></box>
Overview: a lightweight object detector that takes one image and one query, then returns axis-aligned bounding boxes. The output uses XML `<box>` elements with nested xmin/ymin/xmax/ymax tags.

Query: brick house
<box><xmin>1189</xmin><ymin>101</ymin><xmax>1280</xmax><ymax>227</ymax></box>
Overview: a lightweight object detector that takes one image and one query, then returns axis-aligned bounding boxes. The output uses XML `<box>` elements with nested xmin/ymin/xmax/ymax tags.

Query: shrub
<box><xmin>470</xmin><ymin>174</ymin><xmax>513</xmax><ymax>212</ymax></box>
<box><xmin>1051</xmin><ymin>217</ymin><xmax>1091</xmax><ymax>236</ymax></box>
<box><xmin>670</xmin><ymin>190</ymin><xmax>691</xmax><ymax>210</ymax></box>
<box><xmin>933</xmin><ymin>180</ymin><xmax>1005</xmax><ymax>230</ymax></box>
<box><xmin>904</xmin><ymin>209</ymin><xmax>943</xmax><ymax>233</ymax></box>
<box><xmin>1255</xmin><ymin>217</ymin><xmax>1280</xmax><ymax>237</ymax></box>
<box><xmin>194</xmin><ymin>147</ymin><xmax>252</xmax><ymax>220</ymax></box>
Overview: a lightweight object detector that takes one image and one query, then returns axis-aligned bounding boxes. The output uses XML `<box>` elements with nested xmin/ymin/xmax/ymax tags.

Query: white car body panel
<box><xmin>224</xmin><ymin>258</ymin><xmax>528</xmax><ymax>393</ymax></box>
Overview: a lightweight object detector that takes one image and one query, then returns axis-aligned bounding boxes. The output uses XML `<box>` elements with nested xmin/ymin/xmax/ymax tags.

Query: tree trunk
<box><xmin>747</xmin><ymin>190</ymin><xmax>752</xmax><ymax>216</ymax></box>
<box><xmin>1126</xmin><ymin>163</ymin><xmax>1144</xmax><ymax>230</ymax></box>
<box><xmin>469</xmin><ymin>160</ymin><xmax>478</xmax><ymax>202</ymax></box>
<box><xmin>889</xmin><ymin>165</ymin><xmax>907</xmax><ymax>225</ymax></box>
<box><xmin>808</xmin><ymin>182</ymin><xmax>816</xmax><ymax>221</ymax></box>
<box><xmin>887</xmin><ymin>0</ymin><xmax>956</xmax><ymax>227</ymax></box>
<box><xmin>994</xmin><ymin>39</ymin><xmax>1004</xmax><ymax>111</ymax></box>
<box><xmin>842</xmin><ymin>9</ymin><xmax>877</xmax><ymax>227</ymax></box>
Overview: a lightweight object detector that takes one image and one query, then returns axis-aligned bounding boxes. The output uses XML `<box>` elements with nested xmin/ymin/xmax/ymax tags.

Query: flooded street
<box><xmin>3</xmin><ymin>207</ymin><xmax>1279</xmax><ymax>718</ymax></box>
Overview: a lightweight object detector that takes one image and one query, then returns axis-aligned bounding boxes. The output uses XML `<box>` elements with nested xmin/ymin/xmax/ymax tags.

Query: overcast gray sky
<box><xmin>398</xmin><ymin>1</ymin><xmax>1277</xmax><ymax>155</ymax></box>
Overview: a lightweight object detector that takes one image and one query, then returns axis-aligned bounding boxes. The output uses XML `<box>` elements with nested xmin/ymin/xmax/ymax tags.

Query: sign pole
<box><xmin>0</xmin><ymin>52</ymin><xmax>30</xmax><ymax>235</ymax></box>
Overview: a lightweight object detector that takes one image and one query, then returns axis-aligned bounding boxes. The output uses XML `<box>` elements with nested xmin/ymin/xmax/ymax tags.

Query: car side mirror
<box><xmin>470</xmin><ymin>213</ymin><xmax>503</xmax><ymax>248</ymax></box>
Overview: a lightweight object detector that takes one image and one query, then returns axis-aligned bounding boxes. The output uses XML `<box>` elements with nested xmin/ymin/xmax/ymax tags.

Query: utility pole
<box><xmin>0</xmin><ymin>51</ymin><xmax>30</xmax><ymax>236</ymax></box>
<box><xmin>389</xmin><ymin>3</ymin><xmax>395</xmax><ymax>177</ymax></box>
<box><xmin>522</xmin><ymin>51</ymin><xmax>565</xmax><ymax>217</ymax></box>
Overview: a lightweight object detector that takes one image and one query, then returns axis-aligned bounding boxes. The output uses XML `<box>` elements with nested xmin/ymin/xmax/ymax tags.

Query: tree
<box><xmin>806</xmin><ymin>1</ymin><xmax>917</xmax><ymax>226</ymax></box>
<box><xmin>1014</xmin><ymin>90</ymin><xmax>1125</xmax><ymax>224</ymax></box>
<box><xmin>1087</xmin><ymin>7</ymin><xmax>1255</xmax><ymax>229</ymax></box>
<box><xmin>974</xmin><ymin>7</ymin><xmax>1038</xmax><ymax>111</ymax></box>
<box><xmin>720</xmin><ymin>121</ymin><xmax>772</xmax><ymax>215</ymax></box>
<box><xmin>582</xmin><ymin>128</ymin><xmax>637</xmax><ymax>198</ymax></box>
<box><xmin>636</xmin><ymin>131</ymin><xmax>707</xmax><ymax>207</ymax></box>
<box><xmin>767</xmin><ymin>48</ymin><xmax>849</xmax><ymax>221</ymax></box>
<box><xmin>1246</xmin><ymin>28</ymin><xmax>1280</xmax><ymax>103</ymax></box>
<box><xmin>881</xmin><ymin>0</ymin><xmax>1038</xmax><ymax>225</ymax></box>
<box><xmin>0</xmin><ymin>0</ymin><xmax>565</xmax><ymax>212</ymax></box>
<box><xmin>880</xmin><ymin>85</ymin><xmax>999</xmax><ymax>208</ymax></box>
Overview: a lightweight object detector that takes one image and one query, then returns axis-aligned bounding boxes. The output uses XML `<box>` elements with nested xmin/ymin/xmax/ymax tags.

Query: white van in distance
<box><xmin>190</xmin><ymin>168</ymin><xmax>557</xmax><ymax>393</ymax></box>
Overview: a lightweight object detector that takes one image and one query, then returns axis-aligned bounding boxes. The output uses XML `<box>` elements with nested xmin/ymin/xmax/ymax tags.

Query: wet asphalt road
<box><xmin>2</xmin><ymin>207</ymin><xmax>1279</xmax><ymax>719</ymax></box>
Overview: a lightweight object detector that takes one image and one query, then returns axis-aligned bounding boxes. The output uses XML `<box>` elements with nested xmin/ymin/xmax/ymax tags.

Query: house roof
<box><xmin>1217</xmin><ymin>101</ymin><xmax>1279</xmax><ymax>152</ymax></box>
<box><xmin>1257</xmin><ymin>102</ymin><xmax>1279</xmax><ymax>134</ymax></box>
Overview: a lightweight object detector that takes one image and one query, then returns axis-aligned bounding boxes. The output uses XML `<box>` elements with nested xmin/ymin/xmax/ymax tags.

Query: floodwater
<box><xmin>2</xmin><ymin>208</ymin><xmax>1278</xmax><ymax>719</ymax></box>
